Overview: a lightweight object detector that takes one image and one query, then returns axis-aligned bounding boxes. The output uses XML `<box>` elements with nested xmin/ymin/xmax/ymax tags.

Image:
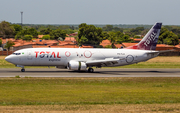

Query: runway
<box><xmin>0</xmin><ymin>68</ymin><xmax>180</xmax><ymax>77</ymax></box>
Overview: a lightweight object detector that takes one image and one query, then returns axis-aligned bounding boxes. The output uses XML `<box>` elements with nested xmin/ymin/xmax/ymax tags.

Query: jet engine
<box><xmin>67</xmin><ymin>61</ymin><xmax>87</xmax><ymax>71</ymax></box>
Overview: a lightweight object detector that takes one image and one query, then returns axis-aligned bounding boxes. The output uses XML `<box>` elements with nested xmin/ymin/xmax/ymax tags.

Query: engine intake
<box><xmin>67</xmin><ymin>61</ymin><xmax>87</xmax><ymax>71</ymax></box>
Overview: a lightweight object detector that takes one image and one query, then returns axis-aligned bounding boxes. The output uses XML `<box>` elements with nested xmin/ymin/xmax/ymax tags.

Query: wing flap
<box><xmin>86</xmin><ymin>58</ymin><xmax>121</xmax><ymax>67</ymax></box>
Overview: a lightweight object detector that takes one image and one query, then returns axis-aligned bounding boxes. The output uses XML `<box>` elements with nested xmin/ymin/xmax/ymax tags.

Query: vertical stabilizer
<box><xmin>126</xmin><ymin>22</ymin><xmax>162</xmax><ymax>50</ymax></box>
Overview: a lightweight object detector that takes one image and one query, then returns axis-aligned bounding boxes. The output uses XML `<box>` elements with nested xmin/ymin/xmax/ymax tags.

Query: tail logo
<box><xmin>144</xmin><ymin>32</ymin><xmax>157</xmax><ymax>46</ymax></box>
<box><xmin>125</xmin><ymin>22</ymin><xmax>162</xmax><ymax>50</ymax></box>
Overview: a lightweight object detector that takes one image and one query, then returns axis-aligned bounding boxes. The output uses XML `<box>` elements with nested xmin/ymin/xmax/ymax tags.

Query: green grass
<box><xmin>0</xmin><ymin>78</ymin><xmax>180</xmax><ymax>105</ymax></box>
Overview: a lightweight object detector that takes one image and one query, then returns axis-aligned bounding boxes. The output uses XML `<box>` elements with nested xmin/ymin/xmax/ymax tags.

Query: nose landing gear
<box><xmin>16</xmin><ymin>65</ymin><xmax>25</xmax><ymax>72</ymax></box>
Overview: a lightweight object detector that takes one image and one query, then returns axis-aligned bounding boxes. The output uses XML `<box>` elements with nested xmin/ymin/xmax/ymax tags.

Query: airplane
<box><xmin>5</xmin><ymin>22</ymin><xmax>163</xmax><ymax>72</ymax></box>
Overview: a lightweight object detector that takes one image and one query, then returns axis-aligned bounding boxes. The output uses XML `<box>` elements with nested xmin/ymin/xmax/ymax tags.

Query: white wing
<box><xmin>86</xmin><ymin>58</ymin><xmax>125</xmax><ymax>67</ymax></box>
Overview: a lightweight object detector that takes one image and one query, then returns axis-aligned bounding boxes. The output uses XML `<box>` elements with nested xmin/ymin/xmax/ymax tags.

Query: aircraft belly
<box><xmin>16</xmin><ymin>57</ymin><xmax>23</xmax><ymax>65</ymax></box>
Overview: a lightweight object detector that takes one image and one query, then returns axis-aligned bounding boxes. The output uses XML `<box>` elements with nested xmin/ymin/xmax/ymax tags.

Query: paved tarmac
<box><xmin>0</xmin><ymin>68</ymin><xmax>180</xmax><ymax>77</ymax></box>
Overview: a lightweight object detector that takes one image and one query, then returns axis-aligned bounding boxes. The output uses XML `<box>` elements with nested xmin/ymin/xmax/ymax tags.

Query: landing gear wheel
<box><xmin>21</xmin><ymin>69</ymin><xmax>25</xmax><ymax>72</ymax></box>
<box><xmin>88</xmin><ymin>68</ymin><xmax>94</xmax><ymax>73</ymax></box>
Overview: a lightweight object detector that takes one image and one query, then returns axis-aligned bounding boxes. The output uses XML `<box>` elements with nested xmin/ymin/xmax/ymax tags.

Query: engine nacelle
<box><xmin>67</xmin><ymin>61</ymin><xmax>87</xmax><ymax>71</ymax></box>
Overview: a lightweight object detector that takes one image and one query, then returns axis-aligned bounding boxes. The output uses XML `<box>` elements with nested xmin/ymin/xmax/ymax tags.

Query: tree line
<box><xmin>77</xmin><ymin>23</ymin><xmax>180</xmax><ymax>47</ymax></box>
<box><xmin>0</xmin><ymin>21</ymin><xmax>180</xmax><ymax>49</ymax></box>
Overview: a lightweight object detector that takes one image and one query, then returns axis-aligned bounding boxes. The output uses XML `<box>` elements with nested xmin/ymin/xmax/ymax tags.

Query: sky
<box><xmin>0</xmin><ymin>0</ymin><xmax>180</xmax><ymax>25</ymax></box>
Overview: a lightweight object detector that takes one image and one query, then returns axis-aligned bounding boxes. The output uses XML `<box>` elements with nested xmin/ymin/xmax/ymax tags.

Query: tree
<box><xmin>0</xmin><ymin>21</ymin><xmax>15</xmax><ymax>38</ymax></box>
<box><xmin>172</xmin><ymin>28</ymin><xmax>180</xmax><ymax>35</ymax></box>
<box><xmin>136</xmin><ymin>27</ymin><xmax>144</xmax><ymax>31</ymax></box>
<box><xmin>40</xmin><ymin>28</ymin><xmax>52</xmax><ymax>35</ymax></box>
<box><xmin>78</xmin><ymin>23</ymin><xmax>103</xmax><ymax>45</ymax></box>
<box><xmin>107</xmin><ymin>31</ymin><xmax>132</xmax><ymax>48</ymax></box>
<box><xmin>14</xmin><ymin>27</ymin><xmax>38</xmax><ymax>39</ymax></box>
<box><xmin>158</xmin><ymin>27</ymin><xmax>168</xmax><ymax>44</ymax></box>
<box><xmin>70</xmin><ymin>26</ymin><xmax>75</xmax><ymax>30</ymax></box>
<box><xmin>108</xmin><ymin>32</ymin><xmax>117</xmax><ymax>48</ymax></box>
<box><xmin>165</xmin><ymin>32</ymin><xmax>179</xmax><ymax>45</ymax></box>
<box><xmin>65</xmin><ymin>29</ymin><xmax>74</xmax><ymax>34</ymax></box>
<box><xmin>134</xmin><ymin>35</ymin><xmax>141</xmax><ymax>39</ymax></box>
<box><xmin>102</xmin><ymin>32</ymin><xmax>110</xmax><ymax>40</ymax></box>
<box><xmin>59</xmin><ymin>25</ymin><xmax>70</xmax><ymax>30</ymax></box>
<box><xmin>12</xmin><ymin>24</ymin><xmax>22</xmax><ymax>35</ymax></box>
<box><xmin>102</xmin><ymin>25</ymin><xmax>113</xmax><ymax>31</ymax></box>
<box><xmin>79</xmin><ymin>36</ymin><xmax>88</xmax><ymax>45</ymax></box>
<box><xmin>23</xmin><ymin>35</ymin><xmax>33</xmax><ymax>41</ymax></box>
<box><xmin>104</xmin><ymin>45</ymin><xmax>112</xmax><ymax>48</ymax></box>
<box><xmin>115</xmin><ymin>31</ymin><xmax>124</xmax><ymax>38</ymax></box>
<box><xmin>178</xmin><ymin>34</ymin><xmax>180</xmax><ymax>39</ymax></box>
<box><xmin>0</xmin><ymin>38</ymin><xmax>2</xmax><ymax>46</ymax></box>
<box><xmin>19</xmin><ymin>28</ymin><xmax>38</xmax><ymax>37</ymax></box>
<box><xmin>50</xmin><ymin>29</ymin><xmax>66</xmax><ymax>40</ymax></box>
<box><xmin>26</xmin><ymin>28</ymin><xmax>38</xmax><ymax>37</ymax></box>
<box><xmin>158</xmin><ymin>27</ymin><xmax>179</xmax><ymax>45</ymax></box>
<box><xmin>41</xmin><ymin>35</ymin><xmax>50</xmax><ymax>40</ymax></box>
<box><xmin>15</xmin><ymin>33</ymin><xmax>22</xmax><ymax>40</ymax></box>
<box><xmin>109</xmin><ymin>31</ymin><xmax>123</xmax><ymax>43</ymax></box>
<box><xmin>130</xmin><ymin>27</ymin><xmax>144</xmax><ymax>36</ymax></box>
<box><xmin>140</xmin><ymin>29</ymin><xmax>149</xmax><ymax>37</ymax></box>
<box><xmin>113</xmin><ymin>27</ymin><xmax>123</xmax><ymax>32</ymax></box>
<box><xmin>122</xmin><ymin>35</ymin><xmax>131</xmax><ymax>42</ymax></box>
<box><xmin>102</xmin><ymin>25</ymin><xmax>123</xmax><ymax>32</ymax></box>
<box><xmin>117</xmin><ymin>34</ymin><xmax>132</xmax><ymax>44</ymax></box>
<box><xmin>164</xmin><ymin>26</ymin><xmax>173</xmax><ymax>31</ymax></box>
<box><xmin>5</xmin><ymin>40</ymin><xmax>15</xmax><ymax>51</ymax></box>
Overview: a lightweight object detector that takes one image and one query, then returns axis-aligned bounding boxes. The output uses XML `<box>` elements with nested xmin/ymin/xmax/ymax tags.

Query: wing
<box><xmin>86</xmin><ymin>58</ymin><xmax>125</xmax><ymax>67</ymax></box>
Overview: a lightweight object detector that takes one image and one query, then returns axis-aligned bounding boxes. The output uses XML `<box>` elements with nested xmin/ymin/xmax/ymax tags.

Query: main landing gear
<box><xmin>88</xmin><ymin>68</ymin><xmax>94</xmax><ymax>73</ymax></box>
<box><xmin>21</xmin><ymin>68</ymin><xmax>25</xmax><ymax>72</ymax></box>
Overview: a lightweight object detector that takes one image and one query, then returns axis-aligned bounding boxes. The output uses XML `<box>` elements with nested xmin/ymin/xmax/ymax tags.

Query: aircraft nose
<box><xmin>5</xmin><ymin>55</ymin><xmax>13</xmax><ymax>63</ymax></box>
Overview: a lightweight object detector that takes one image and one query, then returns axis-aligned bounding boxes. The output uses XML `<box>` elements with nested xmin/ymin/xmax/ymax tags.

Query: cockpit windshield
<box><xmin>12</xmin><ymin>53</ymin><xmax>21</xmax><ymax>55</ymax></box>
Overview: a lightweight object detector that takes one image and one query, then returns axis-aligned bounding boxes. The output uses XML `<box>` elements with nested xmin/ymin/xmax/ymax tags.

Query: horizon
<box><xmin>7</xmin><ymin>22</ymin><xmax>180</xmax><ymax>26</ymax></box>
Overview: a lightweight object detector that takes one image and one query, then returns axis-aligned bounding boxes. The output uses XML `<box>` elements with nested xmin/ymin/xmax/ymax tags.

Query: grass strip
<box><xmin>1</xmin><ymin>104</ymin><xmax>180</xmax><ymax>112</ymax></box>
<box><xmin>0</xmin><ymin>78</ymin><xmax>180</xmax><ymax>105</ymax></box>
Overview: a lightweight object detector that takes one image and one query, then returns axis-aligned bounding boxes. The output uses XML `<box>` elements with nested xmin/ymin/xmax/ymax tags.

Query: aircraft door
<box><xmin>74</xmin><ymin>51</ymin><xmax>86</xmax><ymax>61</ymax></box>
<box><xmin>27</xmin><ymin>51</ymin><xmax>32</xmax><ymax>60</ymax></box>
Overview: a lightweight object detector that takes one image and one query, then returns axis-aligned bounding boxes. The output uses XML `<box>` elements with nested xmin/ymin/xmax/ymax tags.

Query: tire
<box><xmin>88</xmin><ymin>68</ymin><xmax>94</xmax><ymax>73</ymax></box>
<box><xmin>21</xmin><ymin>69</ymin><xmax>25</xmax><ymax>72</ymax></box>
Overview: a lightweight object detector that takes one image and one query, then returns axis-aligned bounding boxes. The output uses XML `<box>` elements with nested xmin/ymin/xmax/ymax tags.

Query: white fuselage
<box><xmin>5</xmin><ymin>48</ymin><xmax>158</xmax><ymax>68</ymax></box>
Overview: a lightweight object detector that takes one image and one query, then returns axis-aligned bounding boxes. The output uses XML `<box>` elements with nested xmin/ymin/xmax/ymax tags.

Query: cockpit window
<box><xmin>13</xmin><ymin>53</ymin><xmax>21</xmax><ymax>55</ymax></box>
